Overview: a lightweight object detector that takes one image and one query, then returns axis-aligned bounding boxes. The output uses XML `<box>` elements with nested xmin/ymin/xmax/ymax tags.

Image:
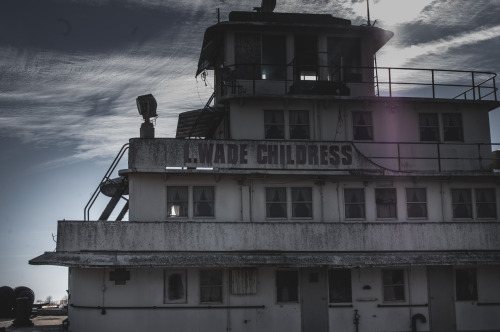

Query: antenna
<box><xmin>366</xmin><ymin>0</ymin><xmax>371</xmax><ymax>26</ymax></box>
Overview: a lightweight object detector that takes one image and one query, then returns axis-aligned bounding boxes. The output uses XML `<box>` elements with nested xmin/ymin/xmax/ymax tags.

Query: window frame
<box><xmin>344</xmin><ymin>188</ymin><xmax>366</xmax><ymax>220</ymax></box>
<box><xmin>451</xmin><ymin>188</ymin><xmax>474</xmax><ymax>220</ymax></box>
<box><xmin>475</xmin><ymin>188</ymin><xmax>497</xmax><ymax>219</ymax></box>
<box><xmin>382</xmin><ymin>269</ymin><xmax>406</xmax><ymax>302</ymax></box>
<box><xmin>442</xmin><ymin>113</ymin><xmax>464</xmax><ymax>142</ymax></box>
<box><xmin>193</xmin><ymin>186</ymin><xmax>215</xmax><ymax>218</ymax></box>
<box><xmin>455</xmin><ymin>268</ymin><xmax>478</xmax><ymax>301</ymax></box>
<box><xmin>375</xmin><ymin>188</ymin><xmax>398</xmax><ymax>219</ymax></box>
<box><xmin>199</xmin><ymin>270</ymin><xmax>223</xmax><ymax>304</ymax></box>
<box><xmin>328</xmin><ymin>269</ymin><xmax>352</xmax><ymax>304</ymax></box>
<box><xmin>352</xmin><ymin>111</ymin><xmax>373</xmax><ymax>141</ymax></box>
<box><xmin>406</xmin><ymin>188</ymin><xmax>428</xmax><ymax>219</ymax></box>
<box><xmin>164</xmin><ymin>269</ymin><xmax>187</xmax><ymax>304</ymax></box>
<box><xmin>419</xmin><ymin>113</ymin><xmax>440</xmax><ymax>142</ymax></box>
<box><xmin>167</xmin><ymin>186</ymin><xmax>189</xmax><ymax>218</ymax></box>
<box><xmin>264</xmin><ymin>110</ymin><xmax>310</xmax><ymax>140</ymax></box>
<box><xmin>276</xmin><ymin>270</ymin><xmax>299</xmax><ymax>303</ymax></box>
<box><xmin>230</xmin><ymin>268</ymin><xmax>257</xmax><ymax>295</ymax></box>
<box><xmin>291</xmin><ymin>187</ymin><xmax>313</xmax><ymax>219</ymax></box>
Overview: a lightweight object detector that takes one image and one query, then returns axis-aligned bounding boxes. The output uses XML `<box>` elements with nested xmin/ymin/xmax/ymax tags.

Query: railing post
<box><xmin>253</xmin><ymin>64</ymin><xmax>256</xmax><ymax>94</ymax></box>
<box><xmin>472</xmin><ymin>72</ymin><xmax>476</xmax><ymax>100</ymax></box>
<box><xmin>388</xmin><ymin>68</ymin><xmax>392</xmax><ymax>97</ymax></box>
<box><xmin>431</xmin><ymin>69</ymin><xmax>435</xmax><ymax>98</ymax></box>
<box><xmin>397</xmin><ymin>143</ymin><xmax>401</xmax><ymax>171</ymax></box>
<box><xmin>437</xmin><ymin>143</ymin><xmax>441</xmax><ymax>172</ymax></box>
<box><xmin>494</xmin><ymin>76</ymin><xmax>498</xmax><ymax>102</ymax></box>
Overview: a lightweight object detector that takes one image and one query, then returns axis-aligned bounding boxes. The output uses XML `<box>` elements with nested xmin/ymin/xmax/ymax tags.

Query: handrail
<box><xmin>221</xmin><ymin>63</ymin><xmax>498</xmax><ymax>101</ymax></box>
<box><xmin>84</xmin><ymin>143</ymin><xmax>129</xmax><ymax>221</ymax></box>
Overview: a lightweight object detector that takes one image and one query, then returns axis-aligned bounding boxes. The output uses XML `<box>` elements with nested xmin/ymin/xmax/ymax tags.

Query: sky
<box><xmin>0</xmin><ymin>0</ymin><xmax>499</xmax><ymax>302</ymax></box>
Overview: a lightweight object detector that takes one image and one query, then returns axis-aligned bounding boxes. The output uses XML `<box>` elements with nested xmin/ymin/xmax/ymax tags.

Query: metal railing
<box><xmin>220</xmin><ymin>63</ymin><xmax>498</xmax><ymax>101</ymax></box>
<box><xmin>352</xmin><ymin>141</ymin><xmax>500</xmax><ymax>173</ymax></box>
<box><xmin>84</xmin><ymin>143</ymin><xmax>129</xmax><ymax>221</ymax></box>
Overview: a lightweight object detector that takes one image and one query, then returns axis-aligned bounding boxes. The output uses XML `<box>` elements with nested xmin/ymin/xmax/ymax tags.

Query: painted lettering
<box><xmin>329</xmin><ymin>145</ymin><xmax>340</xmax><ymax>165</ymax></box>
<box><xmin>198</xmin><ymin>143</ymin><xmax>214</xmax><ymax>164</ymax></box>
<box><xmin>239</xmin><ymin>144</ymin><xmax>248</xmax><ymax>164</ymax></box>
<box><xmin>296</xmin><ymin>145</ymin><xmax>307</xmax><ymax>165</ymax></box>
<box><xmin>341</xmin><ymin>145</ymin><xmax>353</xmax><ymax>165</ymax></box>
<box><xmin>227</xmin><ymin>144</ymin><xmax>238</xmax><ymax>164</ymax></box>
<box><xmin>308</xmin><ymin>145</ymin><xmax>319</xmax><ymax>165</ymax></box>
<box><xmin>184</xmin><ymin>142</ymin><xmax>191</xmax><ymax>163</ymax></box>
<box><xmin>268</xmin><ymin>145</ymin><xmax>279</xmax><ymax>164</ymax></box>
<box><xmin>257</xmin><ymin>144</ymin><xmax>267</xmax><ymax>164</ymax></box>
<box><xmin>286</xmin><ymin>145</ymin><xmax>295</xmax><ymax>165</ymax></box>
<box><xmin>319</xmin><ymin>145</ymin><xmax>328</xmax><ymax>165</ymax></box>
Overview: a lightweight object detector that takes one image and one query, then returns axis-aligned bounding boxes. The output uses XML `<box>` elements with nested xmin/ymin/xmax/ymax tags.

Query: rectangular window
<box><xmin>352</xmin><ymin>111</ymin><xmax>373</xmax><ymax>140</ymax></box>
<box><xmin>419</xmin><ymin>113</ymin><xmax>439</xmax><ymax>141</ymax></box>
<box><xmin>383</xmin><ymin>269</ymin><xmax>405</xmax><ymax>302</ymax></box>
<box><xmin>328</xmin><ymin>269</ymin><xmax>352</xmax><ymax>303</ymax></box>
<box><xmin>193</xmin><ymin>186</ymin><xmax>214</xmax><ymax>217</ymax></box>
<box><xmin>200</xmin><ymin>270</ymin><xmax>223</xmax><ymax>303</ymax></box>
<box><xmin>231</xmin><ymin>269</ymin><xmax>257</xmax><ymax>295</ymax></box>
<box><xmin>235</xmin><ymin>33</ymin><xmax>261</xmax><ymax>80</ymax></box>
<box><xmin>164</xmin><ymin>270</ymin><xmax>187</xmax><ymax>304</ymax></box>
<box><xmin>289</xmin><ymin>110</ymin><xmax>310</xmax><ymax>139</ymax></box>
<box><xmin>276</xmin><ymin>270</ymin><xmax>299</xmax><ymax>302</ymax></box>
<box><xmin>451</xmin><ymin>189</ymin><xmax>472</xmax><ymax>219</ymax></box>
<box><xmin>406</xmin><ymin>188</ymin><xmax>427</xmax><ymax>219</ymax></box>
<box><xmin>291</xmin><ymin>187</ymin><xmax>312</xmax><ymax>218</ymax></box>
<box><xmin>167</xmin><ymin>186</ymin><xmax>188</xmax><ymax>218</ymax></box>
<box><xmin>456</xmin><ymin>269</ymin><xmax>478</xmax><ymax>301</ymax></box>
<box><xmin>262</xmin><ymin>34</ymin><xmax>286</xmax><ymax>80</ymax></box>
<box><xmin>264</xmin><ymin>110</ymin><xmax>285</xmax><ymax>139</ymax></box>
<box><xmin>475</xmin><ymin>188</ymin><xmax>497</xmax><ymax>219</ymax></box>
<box><xmin>344</xmin><ymin>188</ymin><xmax>365</xmax><ymax>219</ymax></box>
<box><xmin>376</xmin><ymin>188</ymin><xmax>397</xmax><ymax>219</ymax></box>
<box><xmin>266</xmin><ymin>187</ymin><xmax>287</xmax><ymax>218</ymax></box>
<box><xmin>442</xmin><ymin>113</ymin><xmax>464</xmax><ymax>141</ymax></box>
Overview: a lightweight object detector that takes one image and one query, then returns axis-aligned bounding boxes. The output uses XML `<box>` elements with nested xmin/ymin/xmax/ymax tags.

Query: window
<box><xmin>419</xmin><ymin>113</ymin><xmax>439</xmax><ymax>141</ymax></box>
<box><xmin>352</xmin><ymin>111</ymin><xmax>373</xmax><ymax>140</ymax></box>
<box><xmin>383</xmin><ymin>269</ymin><xmax>405</xmax><ymax>302</ymax></box>
<box><xmin>200</xmin><ymin>270</ymin><xmax>223</xmax><ymax>303</ymax></box>
<box><xmin>264</xmin><ymin>110</ymin><xmax>285</xmax><ymax>139</ymax></box>
<box><xmin>442</xmin><ymin>113</ymin><xmax>463</xmax><ymax>142</ymax></box>
<box><xmin>164</xmin><ymin>270</ymin><xmax>187</xmax><ymax>303</ymax></box>
<box><xmin>276</xmin><ymin>270</ymin><xmax>299</xmax><ymax>302</ymax></box>
<box><xmin>475</xmin><ymin>188</ymin><xmax>497</xmax><ymax>219</ymax></box>
<box><xmin>406</xmin><ymin>188</ymin><xmax>427</xmax><ymax>219</ymax></box>
<box><xmin>291</xmin><ymin>187</ymin><xmax>312</xmax><ymax>218</ymax></box>
<box><xmin>376</xmin><ymin>188</ymin><xmax>397</xmax><ymax>219</ymax></box>
<box><xmin>231</xmin><ymin>269</ymin><xmax>257</xmax><ymax>295</ymax></box>
<box><xmin>193</xmin><ymin>186</ymin><xmax>214</xmax><ymax>217</ymax></box>
<box><xmin>329</xmin><ymin>269</ymin><xmax>352</xmax><ymax>303</ymax></box>
<box><xmin>455</xmin><ymin>269</ymin><xmax>478</xmax><ymax>301</ymax></box>
<box><xmin>167</xmin><ymin>186</ymin><xmax>188</xmax><ymax>218</ymax></box>
<box><xmin>451</xmin><ymin>189</ymin><xmax>473</xmax><ymax>219</ymax></box>
<box><xmin>235</xmin><ymin>33</ymin><xmax>286</xmax><ymax>80</ymax></box>
<box><xmin>266</xmin><ymin>187</ymin><xmax>287</xmax><ymax>218</ymax></box>
<box><xmin>327</xmin><ymin>37</ymin><xmax>362</xmax><ymax>82</ymax></box>
<box><xmin>344</xmin><ymin>188</ymin><xmax>365</xmax><ymax>219</ymax></box>
<box><xmin>289</xmin><ymin>110</ymin><xmax>310</xmax><ymax>139</ymax></box>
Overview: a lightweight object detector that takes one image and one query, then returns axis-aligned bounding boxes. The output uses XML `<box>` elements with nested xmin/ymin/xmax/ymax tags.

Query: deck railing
<box><xmin>220</xmin><ymin>63</ymin><xmax>498</xmax><ymax>101</ymax></box>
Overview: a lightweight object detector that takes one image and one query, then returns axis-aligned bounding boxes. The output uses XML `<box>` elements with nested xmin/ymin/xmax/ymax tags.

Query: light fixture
<box><xmin>136</xmin><ymin>94</ymin><xmax>157</xmax><ymax>120</ymax></box>
<box><xmin>136</xmin><ymin>94</ymin><xmax>157</xmax><ymax>138</ymax></box>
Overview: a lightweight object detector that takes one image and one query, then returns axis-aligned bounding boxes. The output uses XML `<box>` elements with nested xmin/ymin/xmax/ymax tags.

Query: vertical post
<box><xmin>431</xmin><ymin>69</ymin><xmax>435</xmax><ymax>98</ymax></box>
<box><xmin>493</xmin><ymin>76</ymin><xmax>498</xmax><ymax>101</ymax></box>
<box><xmin>471</xmin><ymin>72</ymin><xmax>476</xmax><ymax>100</ymax></box>
<box><xmin>437</xmin><ymin>143</ymin><xmax>441</xmax><ymax>172</ymax></box>
<box><xmin>397</xmin><ymin>143</ymin><xmax>401</xmax><ymax>172</ymax></box>
<box><xmin>388</xmin><ymin>68</ymin><xmax>392</xmax><ymax>97</ymax></box>
<box><xmin>366</xmin><ymin>0</ymin><xmax>371</xmax><ymax>26</ymax></box>
<box><xmin>217</xmin><ymin>8</ymin><xmax>220</xmax><ymax>23</ymax></box>
<box><xmin>253</xmin><ymin>63</ymin><xmax>256</xmax><ymax>94</ymax></box>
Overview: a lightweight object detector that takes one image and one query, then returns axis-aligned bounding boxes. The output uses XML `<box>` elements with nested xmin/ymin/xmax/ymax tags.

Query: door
<box><xmin>300</xmin><ymin>268</ymin><xmax>329</xmax><ymax>332</ymax></box>
<box><xmin>428</xmin><ymin>266</ymin><xmax>456</xmax><ymax>332</ymax></box>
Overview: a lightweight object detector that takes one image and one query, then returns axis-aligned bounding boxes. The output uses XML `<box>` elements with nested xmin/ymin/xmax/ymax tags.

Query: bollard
<box><xmin>11</xmin><ymin>297</ymin><xmax>34</xmax><ymax>327</ymax></box>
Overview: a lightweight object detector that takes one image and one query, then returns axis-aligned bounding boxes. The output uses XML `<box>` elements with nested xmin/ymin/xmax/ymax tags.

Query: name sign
<box><xmin>128</xmin><ymin>139</ymin><xmax>380</xmax><ymax>171</ymax></box>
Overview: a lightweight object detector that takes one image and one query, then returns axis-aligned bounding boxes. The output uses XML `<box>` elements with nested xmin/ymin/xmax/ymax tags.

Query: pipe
<box><xmin>353</xmin><ymin>309</ymin><xmax>360</xmax><ymax>332</ymax></box>
<box><xmin>411</xmin><ymin>313</ymin><xmax>426</xmax><ymax>332</ymax></box>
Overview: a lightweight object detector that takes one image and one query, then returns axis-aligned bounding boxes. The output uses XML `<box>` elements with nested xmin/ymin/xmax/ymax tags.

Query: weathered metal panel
<box><xmin>54</xmin><ymin>220</ymin><xmax>500</xmax><ymax>253</ymax></box>
<box><xmin>30</xmin><ymin>251</ymin><xmax>500</xmax><ymax>268</ymax></box>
